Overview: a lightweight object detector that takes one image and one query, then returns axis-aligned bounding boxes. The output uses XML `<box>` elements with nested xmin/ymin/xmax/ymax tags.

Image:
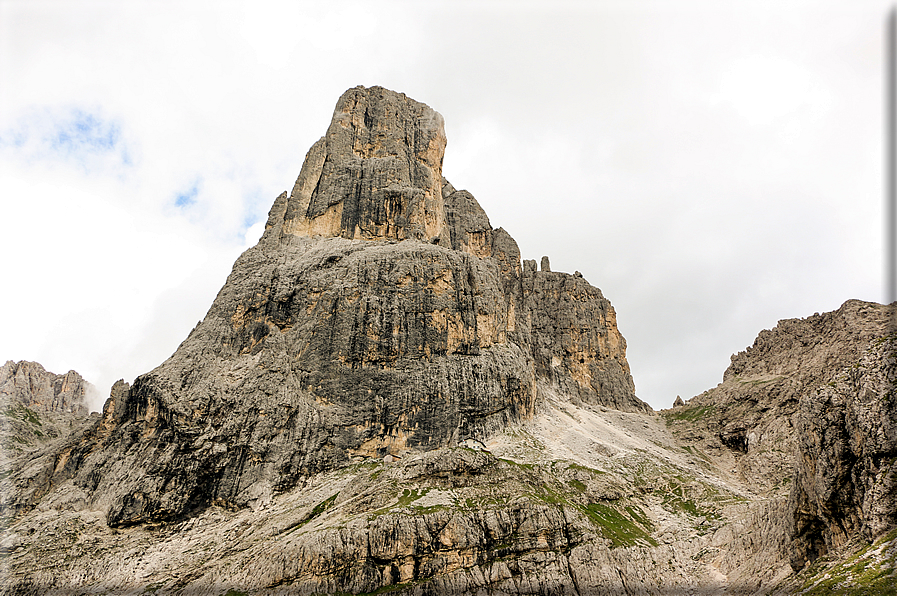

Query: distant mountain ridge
<box><xmin>0</xmin><ymin>360</ymin><xmax>89</xmax><ymax>416</ymax></box>
<box><xmin>0</xmin><ymin>360</ymin><xmax>93</xmax><ymax>488</ymax></box>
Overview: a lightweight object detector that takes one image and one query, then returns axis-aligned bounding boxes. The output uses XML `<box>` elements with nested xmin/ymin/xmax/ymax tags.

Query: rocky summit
<box><xmin>1</xmin><ymin>87</ymin><xmax>895</xmax><ymax>595</ymax></box>
<box><xmin>0</xmin><ymin>361</ymin><xmax>94</xmax><ymax>473</ymax></box>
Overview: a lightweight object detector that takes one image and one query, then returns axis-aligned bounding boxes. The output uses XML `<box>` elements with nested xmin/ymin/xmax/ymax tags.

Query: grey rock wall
<box><xmin>665</xmin><ymin>300</ymin><xmax>894</xmax><ymax>495</ymax></box>
<box><xmin>282</xmin><ymin>86</ymin><xmax>448</xmax><ymax>243</ymax></box>
<box><xmin>664</xmin><ymin>300</ymin><xmax>897</xmax><ymax>577</ymax></box>
<box><xmin>788</xmin><ymin>333</ymin><xmax>897</xmax><ymax>570</ymax></box>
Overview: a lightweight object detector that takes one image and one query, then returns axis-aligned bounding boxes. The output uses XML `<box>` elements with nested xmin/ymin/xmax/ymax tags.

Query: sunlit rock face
<box><xmin>280</xmin><ymin>86</ymin><xmax>449</xmax><ymax>243</ymax></box>
<box><xmin>3</xmin><ymin>86</ymin><xmax>644</xmax><ymax>528</ymax></box>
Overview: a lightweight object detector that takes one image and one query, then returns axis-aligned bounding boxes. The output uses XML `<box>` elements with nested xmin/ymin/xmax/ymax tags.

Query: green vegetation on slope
<box><xmin>797</xmin><ymin>528</ymin><xmax>897</xmax><ymax>595</ymax></box>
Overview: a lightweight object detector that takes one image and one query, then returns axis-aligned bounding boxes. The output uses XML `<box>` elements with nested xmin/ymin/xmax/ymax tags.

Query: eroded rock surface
<box><xmin>664</xmin><ymin>300</ymin><xmax>897</xmax><ymax>591</ymax></box>
<box><xmin>664</xmin><ymin>300</ymin><xmax>894</xmax><ymax>495</ymax></box>
<box><xmin>5</xmin><ymin>87</ymin><xmax>893</xmax><ymax>595</ymax></box>
<box><xmin>788</xmin><ymin>333</ymin><xmax>897</xmax><ymax>570</ymax></box>
<box><xmin>281</xmin><ymin>86</ymin><xmax>448</xmax><ymax>243</ymax></box>
<box><xmin>0</xmin><ymin>361</ymin><xmax>93</xmax><ymax>461</ymax></box>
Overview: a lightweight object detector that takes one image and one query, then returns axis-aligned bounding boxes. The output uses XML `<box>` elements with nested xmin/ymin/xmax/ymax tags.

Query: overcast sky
<box><xmin>0</xmin><ymin>0</ymin><xmax>890</xmax><ymax>412</ymax></box>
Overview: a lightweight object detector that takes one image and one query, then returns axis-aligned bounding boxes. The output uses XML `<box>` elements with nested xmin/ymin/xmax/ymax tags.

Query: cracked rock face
<box><xmin>788</xmin><ymin>333</ymin><xmax>897</xmax><ymax>570</ymax></box>
<box><xmin>6</xmin><ymin>87</ymin><xmax>895</xmax><ymax>596</ymax></box>
<box><xmin>282</xmin><ymin>86</ymin><xmax>448</xmax><ymax>243</ymax></box>
<box><xmin>0</xmin><ymin>361</ymin><xmax>94</xmax><ymax>481</ymax></box>
<box><xmin>1</xmin><ymin>86</ymin><xmax>645</xmax><ymax>529</ymax></box>
<box><xmin>664</xmin><ymin>299</ymin><xmax>897</xmax><ymax>577</ymax></box>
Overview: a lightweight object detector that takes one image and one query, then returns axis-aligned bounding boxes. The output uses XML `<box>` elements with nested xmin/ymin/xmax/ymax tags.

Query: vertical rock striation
<box><xmin>281</xmin><ymin>86</ymin><xmax>448</xmax><ymax>243</ymax></box>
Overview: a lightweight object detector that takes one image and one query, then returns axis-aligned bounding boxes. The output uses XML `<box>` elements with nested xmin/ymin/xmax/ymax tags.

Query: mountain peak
<box><xmin>273</xmin><ymin>85</ymin><xmax>448</xmax><ymax>243</ymax></box>
<box><xmin>2</xmin><ymin>87</ymin><xmax>646</xmax><ymax>530</ymax></box>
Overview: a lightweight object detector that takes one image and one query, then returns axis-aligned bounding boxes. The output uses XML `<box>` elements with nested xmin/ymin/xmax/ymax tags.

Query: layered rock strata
<box><xmin>0</xmin><ymin>413</ymin><xmax>750</xmax><ymax>595</ymax></box>
<box><xmin>2</xmin><ymin>86</ymin><xmax>645</xmax><ymax>529</ymax></box>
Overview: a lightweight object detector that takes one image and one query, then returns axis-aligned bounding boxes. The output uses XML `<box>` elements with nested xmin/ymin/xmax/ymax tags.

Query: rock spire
<box><xmin>276</xmin><ymin>86</ymin><xmax>448</xmax><ymax>243</ymax></box>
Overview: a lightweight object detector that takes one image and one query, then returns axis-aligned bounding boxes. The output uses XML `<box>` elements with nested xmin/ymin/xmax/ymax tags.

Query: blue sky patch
<box><xmin>242</xmin><ymin>211</ymin><xmax>261</xmax><ymax>231</ymax></box>
<box><xmin>51</xmin><ymin>110</ymin><xmax>120</xmax><ymax>154</ymax></box>
<box><xmin>0</xmin><ymin>106</ymin><xmax>132</xmax><ymax>172</ymax></box>
<box><xmin>175</xmin><ymin>181</ymin><xmax>200</xmax><ymax>208</ymax></box>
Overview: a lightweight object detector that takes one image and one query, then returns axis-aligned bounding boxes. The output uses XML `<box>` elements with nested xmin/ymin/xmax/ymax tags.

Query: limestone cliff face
<box><xmin>0</xmin><ymin>361</ymin><xmax>94</xmax><ymax>491</ymax></box>
<box><xmin>664</xmin><ymin>300</ymin><xmax>897</xmax><ymax>580</ymax></box>
<box><xmin>788</xmin><ymin>333</ymin><xmax>897</xmax><ymax>570</ymax></box>
<box><xmin>281</xmin><ymin>86</ymin><xmax>448</xmax><ymax>243</ymax></box>
<box><xmin>0</xmin><ymin>361</ymin><xmax>89</xmax><ymax>416</ymax></box>
<box><xmin>522</xmin><ymin>260</ymin><xmax>640</xmax><ymax>412</ymax></box>
<box><xmin>2</xmin><ymin>86</ymin><xmax>644</xmax><ymax>528</ymax></box>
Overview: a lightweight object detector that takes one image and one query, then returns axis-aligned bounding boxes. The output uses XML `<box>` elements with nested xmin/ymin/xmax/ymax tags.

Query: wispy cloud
<box><xmin>175</xmin><ymin>180</ymin><xmax>200</xmax><ymax>208</ymax></box>
<box><xmin>0</xmin><ymin>106</ymin><xmax>133</xmax><ymax>173</ymax></box>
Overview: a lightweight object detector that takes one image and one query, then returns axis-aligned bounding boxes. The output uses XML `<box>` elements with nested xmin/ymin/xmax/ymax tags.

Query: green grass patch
<box><xmin>582</xmin><ymin>502</ymin><xmax>658</xmax><ymax>548</ymax></box>
<box><xmin>280</xmin><ymin>493</ymin><xmax>339</xmax><ymax>536</ymax></box>
<box><xmin>798</xmin><ymin>528</ymin><xmax>897</xmax><ymax>595</ymax></box>
<box><xmin>664</xmin><ymin>494</ymin><xmax>701</xmax><ymax>517</ymax></box>
<box><xmin>22</xmin><ymin>407</ymin><xmax>41</xmax><ymax>425</ymax></box>
<box><xmin>532</xmin><ymin>483</ymin><xmax>565</xmax><ymax>506</ymax></box>
<box><xmin>624</xmin><ymin>505</ymin><xmax>654</xmax><ymax>531</ymax></box>
<box><xmin>309</xmin><ymin>493</ymin><xmax>338</xmax><ymax>518</ymax></box>
<box><xmin>568</xmin><ymin>479</ymin><xmax>587</xmax><ymax>492</ymax></box>
<box><xmin>2</xmin><ymin>406</ymin><xmax>42</xmax><ymax>426</ymax></box>
<box><xmin>566</xmin><ymin>462</ymin><xmax>606</xmax><ymax>475</ymax></box>
<box><xmin>370</xmin><ymin>488</ymin><xmax>431</xmax><ymax>517</ymax></box>
<box><xmin>498</xmin><ymin>458</ymin><xmax>535</xmax><ymax>470</ymax></box>
<box><xmin>665</xmin><ymin>405</ymin><xmax>714</xmax><ymax>422</ymax></box>
<box><xmin>396</xmin><ymin>488</ymin><xmax>429</xmax><ymax>508</ymax></box>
